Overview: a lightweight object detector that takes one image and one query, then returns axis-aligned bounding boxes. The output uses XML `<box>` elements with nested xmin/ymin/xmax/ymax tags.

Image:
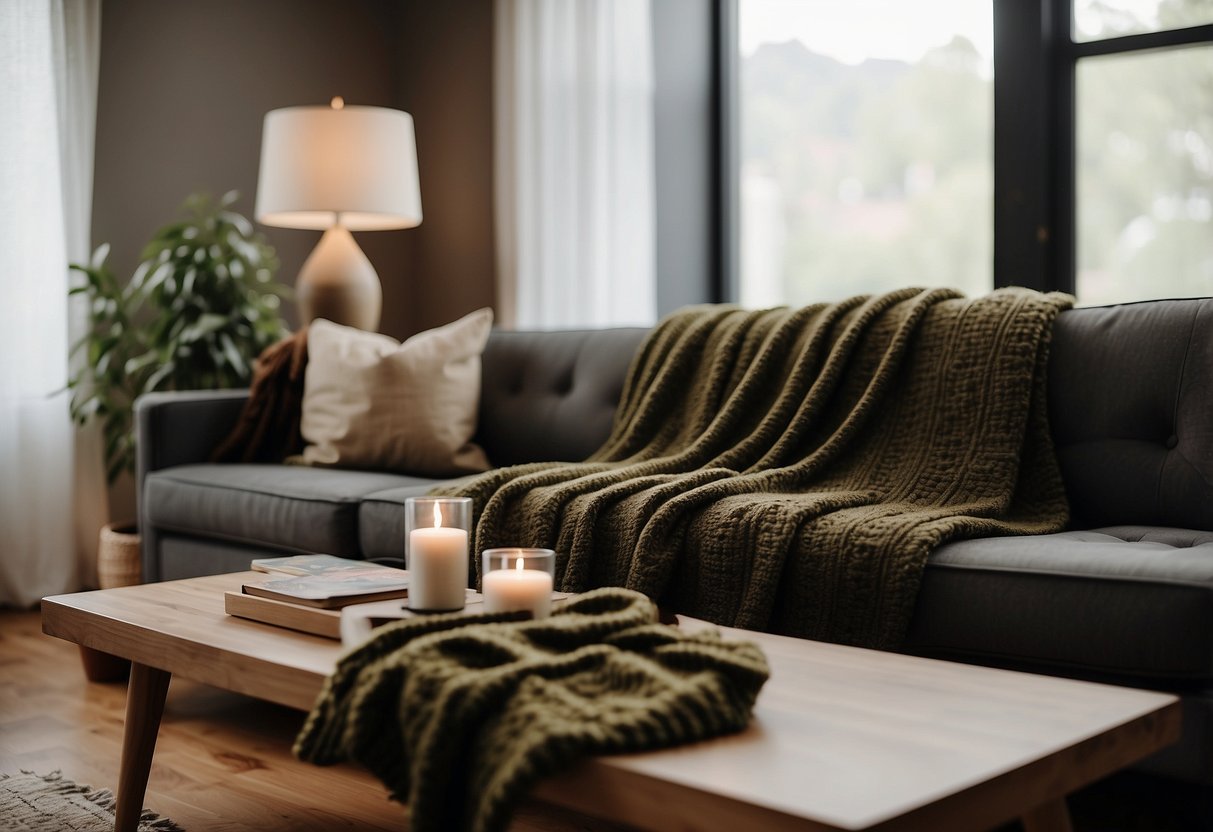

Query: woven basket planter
<box><xmin>82</xmin><ymin>522</ymin><xmax>141</xmax><ymax>681</ymax></box>
<box><xmin>97</xmin><ymin>522</ymin><xmax>141</xmax><ymax>589</ymax></box>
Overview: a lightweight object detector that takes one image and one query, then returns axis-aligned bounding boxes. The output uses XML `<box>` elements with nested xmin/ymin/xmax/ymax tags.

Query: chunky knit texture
<box><xmin>439</xmin><ymin>288</ymin><xmax>1074</xmax><ymax>649</ymax></box>
<box><xmin>295</xmin><ymin>588</ymin><xmax>769</xmax><ymax>832</ymax></box>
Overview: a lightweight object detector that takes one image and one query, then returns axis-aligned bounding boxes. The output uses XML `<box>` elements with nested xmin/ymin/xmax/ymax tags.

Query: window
<box><xmin>725</xmin><ymin>0</ymin><xmax>1213</xmax><ymax>306</ymax></box>
<box><xmin>1074</xmin><ymin>4</ymin><xmax>1213</xmax><ymax>304</ymax></box>
<box><xmin>738</xmin><ymin>0</ymin><xmax>993</xmax><ymax>306</ymax></box>
<box><xmin>1074</xmin><ymin>0</ymin><xmax>1213</xmax><ymax>41</ymax></box>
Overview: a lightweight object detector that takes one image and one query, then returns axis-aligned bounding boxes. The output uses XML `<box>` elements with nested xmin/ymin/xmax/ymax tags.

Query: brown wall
<box><xmin>92</xmin><ymin>0</ymin><xmax>495</xmax><ymax>341</ymax></box>
<box><xmin>392</xmin><ymin>2</ymin><xmax>497</xmax><ymax>334</ymax></box>
<box><xmin>92</xmin><ymin>0</ymin><xmax>713</xmax><ymax>337</ymax></box>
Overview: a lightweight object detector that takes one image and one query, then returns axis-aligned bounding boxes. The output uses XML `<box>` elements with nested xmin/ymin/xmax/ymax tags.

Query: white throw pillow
<box><xmin>300</xmin><ymin>309</ymin><xmax>493</xmax><ymax>476</ymax></box>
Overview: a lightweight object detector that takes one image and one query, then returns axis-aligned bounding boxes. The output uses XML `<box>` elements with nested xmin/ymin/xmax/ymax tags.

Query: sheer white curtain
<box><xmin>0</xmin><ymin>0</ymin><xmax>102</xmax><ymax>606</ymax></box>
<box><xmin>495</xmin><ymin>0</ymin><xmax>656</xmax><ymax>329</ymax></box>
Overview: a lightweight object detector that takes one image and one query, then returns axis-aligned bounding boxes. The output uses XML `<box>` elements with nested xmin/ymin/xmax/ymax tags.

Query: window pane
<box><xmin>1074</xmin><ymin>0</ymin><xmax>1213</xmax><ymax>43</ymax></box>
<box><xmin>738</xmin><ymin>0</ymin><xmax>992</xmax><ymax>307</ymax></box>
<box><xmin>1076</xmin><ymin>47</ymin><xmax>1213</xmax><ymax>305</ymax></box>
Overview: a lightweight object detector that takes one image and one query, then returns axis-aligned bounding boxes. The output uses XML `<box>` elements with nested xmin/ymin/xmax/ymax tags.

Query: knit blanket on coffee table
<box><xmin>295</xmin><ymin>588</ymin><xmax>769</xmax><ymax>832</ymax></box>
<box><xmin>438</xmin><ymin>287</ymin><xmax>1073</xmax><ymax>649</ymax></box>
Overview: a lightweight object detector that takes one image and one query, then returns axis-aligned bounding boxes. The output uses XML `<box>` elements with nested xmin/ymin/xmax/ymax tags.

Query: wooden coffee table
<box><xmin>42</xmin><ymin>573</ymin><xmax>1180</xmax><ymax>832</ymax></box>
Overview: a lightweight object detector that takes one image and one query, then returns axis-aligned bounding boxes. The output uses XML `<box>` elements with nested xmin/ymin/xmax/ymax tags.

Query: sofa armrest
<box><xmin>135</xmin><ymin>390</ymin><xmax>249</xmax><ymax>582</ymax></box>
<box><xmin>135</xmin><ymin>389</ymin><xmax>250</xmax><ymax>479</ymax></box>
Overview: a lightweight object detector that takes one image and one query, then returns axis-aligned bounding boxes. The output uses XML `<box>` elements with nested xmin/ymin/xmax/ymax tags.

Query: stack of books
<box><xmin>224</xmin><ymin>555</ymin><xmax>413</xmax><ymax>639</ymax></box>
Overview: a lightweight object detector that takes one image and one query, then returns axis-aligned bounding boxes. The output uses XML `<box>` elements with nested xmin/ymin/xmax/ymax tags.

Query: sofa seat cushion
<box><xmin>158</xmin><ymin>534</ymin><xmax>282</xmax><ymax>581</ymax></box>
<box><xmin>905</xmin><ymin>527</ymin><xmax>1213</xmax><ymax>682</ymax></box>
<box><xmin>358</xmin><ymin>477</ymin><xmax>476</xmax><ymax>559</ymax></box>
<box><xmin>144</xmin><ymin>464</ymin><xmax>437</xmax><ymax>557</ymax></box>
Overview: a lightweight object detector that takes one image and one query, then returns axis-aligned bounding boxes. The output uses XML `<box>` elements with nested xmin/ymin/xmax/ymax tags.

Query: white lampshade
<box><xmin>255</xmin><ymin>103</ymin><xmax>422</xmax><ymax>231</ymax></box>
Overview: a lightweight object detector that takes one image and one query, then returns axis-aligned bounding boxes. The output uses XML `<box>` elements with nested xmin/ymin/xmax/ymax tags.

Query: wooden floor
<box><xmin>0</xmin><ymin>608</ymin><xmax>411</xmax><ymax>830</ymax></box>
<box><xmin>2</xmin><ymin>607</ymin><xmax>1210</xmax><ymax>832</ymax></box>
<box><xmin>0</xmin><ymin>609</ymin><xmax>618</xmax><ymax>832</ymax></box>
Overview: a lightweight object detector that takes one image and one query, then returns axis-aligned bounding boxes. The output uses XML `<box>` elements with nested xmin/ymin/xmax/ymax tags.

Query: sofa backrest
<box><xmin>1049</xmin><ymin>297</ymin><xmax>1213</xmax><ymax>531</ymax></box>
<box><xmin>476</xmin><ymin>328</ymin><xmax>649</xmax><ymax>467</ymax></box>
<box><xmin>481</xmin><ymin>298</ymin><xmax>1213</xmax><ymax>533</ymax></box>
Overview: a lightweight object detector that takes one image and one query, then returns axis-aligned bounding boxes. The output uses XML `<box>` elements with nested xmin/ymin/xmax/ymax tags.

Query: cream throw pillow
<box><xmin>300</xmin><ymin>309</ymin><xmax>493</xmax><ymax>476</ymax></box>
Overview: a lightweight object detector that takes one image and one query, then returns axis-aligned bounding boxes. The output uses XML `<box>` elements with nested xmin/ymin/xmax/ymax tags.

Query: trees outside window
<box><xmin>1075</xmin><ymin>2</ymin><xmax>1213</xmax><ymax>304</ymax></box>
<box><xmin>732</xmin><ymin>0</ymin><xmax>1213</xmax><ymax>305</ymax></box>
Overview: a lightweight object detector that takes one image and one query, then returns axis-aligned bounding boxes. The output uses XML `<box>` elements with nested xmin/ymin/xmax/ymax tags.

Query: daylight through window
<box><xmin>738</xmin><ymin>0</ymin><xmax>993</xmax><ymax>307</ymax></box>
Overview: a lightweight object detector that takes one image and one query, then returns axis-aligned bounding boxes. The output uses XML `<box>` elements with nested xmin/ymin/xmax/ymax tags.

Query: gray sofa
<box><xmin>136</xmin><ymin>298</ymin><xmax>1213</xmax><ymax>784</ymax></box>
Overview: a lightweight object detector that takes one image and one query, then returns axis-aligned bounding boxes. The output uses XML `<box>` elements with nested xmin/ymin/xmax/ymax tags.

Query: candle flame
<box><xmin>433</xmin><ymin>502</ymin><xmax>442</xmax><ymax>529</ymax></box>
<box><xmin>515</xmin><ymin>556</ymin><xmax>523</xmax><ymax>571</ymax></box>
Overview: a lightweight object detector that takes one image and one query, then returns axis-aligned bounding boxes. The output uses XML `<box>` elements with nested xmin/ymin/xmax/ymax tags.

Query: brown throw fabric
<box><xmin>437</xmin><ymin>288</ymin><xmax>1074</xmax><ymax>649</ymax></box>
<box><xmin>211</xmin><ymin>327</ymin><xmax>309</xmax><ymax>464</ymax></box>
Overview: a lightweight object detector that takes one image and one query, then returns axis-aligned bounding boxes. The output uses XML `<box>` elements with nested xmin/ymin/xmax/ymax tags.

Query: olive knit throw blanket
<box><xmin>294</xmin><ymin>588</ymin><xmax>769</xmax><ymax>832</ymax></box>
<box><xmin>441</xmin><ymin>287</ymin><xmax>1073</xmax><ymax>649</ymax></box>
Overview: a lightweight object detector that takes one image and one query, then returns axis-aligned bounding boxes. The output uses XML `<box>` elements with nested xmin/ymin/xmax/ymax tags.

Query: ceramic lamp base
<box><xmin>297</xmin><ymin>224</ymin><xmax>382</xmax><ymax>331</ymax></box>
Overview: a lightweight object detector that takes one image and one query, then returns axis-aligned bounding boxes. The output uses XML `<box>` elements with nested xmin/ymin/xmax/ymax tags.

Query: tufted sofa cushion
<box><xmin>474</xmin><ymin>328</ymin><xmax>648</xmax><ymax>467</ymax></box>
<box><xmin>144</xmin><ymin>464</ymin><xmax>429</xmax><ymax>557</ymax></box>
<box><xmin>358</xmin><ymin>476</ymin><xmax>477</xmax><ymax>559</ymax></box>
<box><xmin>1049</xmin><ymin>298</ymin><xmax>1213</xmax><ymax>531</ymax></box>
<box><xmin>906</xmin><ymin>527</ymin><xmax>1213</xmax><ymax>681</ymax></box>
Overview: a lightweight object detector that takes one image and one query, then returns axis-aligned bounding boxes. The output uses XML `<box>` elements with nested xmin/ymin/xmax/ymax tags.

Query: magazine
<box><xmin>243</xmin><ymin>556</ymin><xmax>410</xmax><ymax>608</ymax></box>
<box><xmin>251</xmin><ymin>554</ymin><xmax>404</xmax><ymax>578</ymax></box>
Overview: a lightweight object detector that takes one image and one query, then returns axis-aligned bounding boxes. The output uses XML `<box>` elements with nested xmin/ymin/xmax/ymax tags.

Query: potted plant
<box><xmin>69</xmin><ymin>191</ymin><xmax>290</xmax><ymax>588</ymax></box>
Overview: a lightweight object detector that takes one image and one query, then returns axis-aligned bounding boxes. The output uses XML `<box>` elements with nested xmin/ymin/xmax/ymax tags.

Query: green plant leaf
<box><xmin>143</xmin><ymin>261</ymin><xmax>173</xmax><ymax>293</ymax></box>
<box><xmin>144</xmin><ymin>360</ymin><xmax>177</xmax><ymax>392</ymax></box>
<box><xmin>69</xmin><ymin>190</ymin><xmax>287</xmax><ymax>482</ymax></box>
<box><xmin>89</xmin><ymin>242</ymin><xmax>110</xmax><ymax>270</ymax></box>
<box><xmin>219</xmin><ymin>333</ymin><xmax>247</xmax><ymax>377</ymax></box>
<box><xmin>123</xmin><ymin>350</ymin><xmax>160</xmax><ymax>376</ymax></box>
<box><xmin>179</xmin><ymin>313</ymin><xmax>228</xmax><ymax>343</ymax></box>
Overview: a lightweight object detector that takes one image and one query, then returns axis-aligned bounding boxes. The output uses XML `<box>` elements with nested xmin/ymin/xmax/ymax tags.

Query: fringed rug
<box><xmin>0</xmin><ymin>770</ymin><xmax>184</xmax><ymax>831</ymax></box>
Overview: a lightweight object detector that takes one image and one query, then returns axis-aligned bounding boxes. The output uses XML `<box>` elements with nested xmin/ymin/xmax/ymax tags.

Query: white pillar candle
<box><xmin>483</xmin><ymin>556</ymin><xmax>554</xmax><ymax>618</ymax></box>
<box><xmin>408</xmin><ymin>524</ymin><xmax>468</xmax><ymax>611</ymax></box>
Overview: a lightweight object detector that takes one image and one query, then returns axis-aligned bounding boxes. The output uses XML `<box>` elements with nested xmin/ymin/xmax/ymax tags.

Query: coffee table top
<box><xmin>43</xmin><ymin>573</ymin><xmax>1180</xmax><ymax>832</ymax></box>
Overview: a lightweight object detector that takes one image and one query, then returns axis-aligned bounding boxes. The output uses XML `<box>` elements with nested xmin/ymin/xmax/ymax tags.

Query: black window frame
<box><xmin>715</xmin><ymin>0</ymin><xmax>1213</xmax><ymax>303</ymax></box>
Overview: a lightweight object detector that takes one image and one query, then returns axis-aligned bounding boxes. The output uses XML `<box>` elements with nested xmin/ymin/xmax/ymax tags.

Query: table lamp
<box><xmin>255</xmin><ymin>97</ymin><xmax>422</xmax><ymax>331</ymax></box>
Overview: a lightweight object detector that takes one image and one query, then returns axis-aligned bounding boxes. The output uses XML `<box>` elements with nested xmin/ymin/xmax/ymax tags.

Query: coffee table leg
<box><xmin>115</xmin><ymin>663</ymin><xmax>171</xmax><ymax>832</ymax></box>
<box><xmin>1021</xmin><ymin>798</ymin><xmax>1074</xmax><ymax>832</ymax></box>
<box><xmin>78</xmin><ymin>646</ymin><xmax>131</xmax><ymax>682</ymax></box>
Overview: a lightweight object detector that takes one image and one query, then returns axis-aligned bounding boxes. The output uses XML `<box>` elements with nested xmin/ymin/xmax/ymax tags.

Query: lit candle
<box><xmin>483</xmin><ymin>556</ymin><xmax>554</xmax><ymax>618</ymax></box>
<box><xmin>408</xmin><ymin>502</ymin><xmax>468</xmax><ymax>611</ymax></box>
